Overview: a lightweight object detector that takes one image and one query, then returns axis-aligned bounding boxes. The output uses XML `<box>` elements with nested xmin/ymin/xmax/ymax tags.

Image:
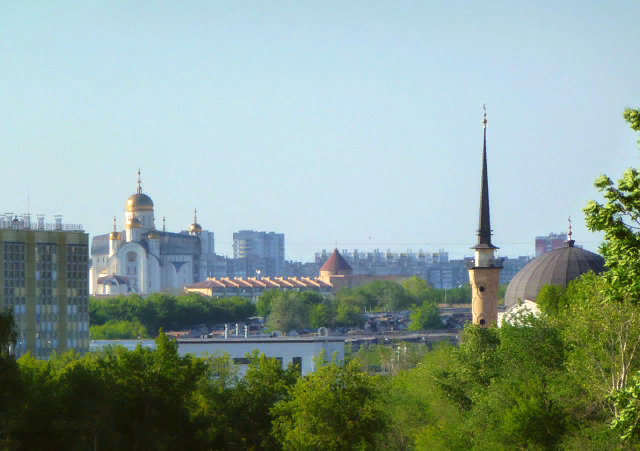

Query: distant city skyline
<box><xmin>2</xmin><ymin>2</ymin><xmax>637</xmax><ymax>261</ymax></box>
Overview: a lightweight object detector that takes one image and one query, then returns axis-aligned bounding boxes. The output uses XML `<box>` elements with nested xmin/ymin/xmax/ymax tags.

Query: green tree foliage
<box><xmin>89</xmin><ymin>319</ymin><xmax>150</xmax><ymax>339</ymax></box>
<box><xmin>266</xmin><ymin>292</ymin><xmax>312</xmax><ymax>332</ymax></box>
<box><xmin>0</xmin><ymin>311</ymin><xmax>22</xmax><ymax>446</ymax></box>
<box><xmin>272</xmin><ymin>359</ymin><xmax>390</xmax><ymax>450</ymax></box>
<box><xmin>536</xmin><ymin>283</ymin><xmax>569</xmax><ymax>316</ymax></box>
<box><xmin>584</xmin><ymin>108</ymin><xmax>640</xmax><ymax>305</ymax></box>
<box><xmin>559</xmin><ymin>273</ymin><xmax>640</xmax><ymax>409</ymax></box>
<box><xmin>408</xmin><ymin>302</ymin><xmax>442</xmax><ymax>330</ymax></box>
<box><xmin>256</xmin><ymin>289</ymin><xmax>278</xmax><ymax>319</ymax></box>
<box><xmin>194</xmin><ymin>349</ymin><xmax>299</xmax><ymax>449</ymax></box>
<box><xmin>90</xmin><ymin>292</ymin><xmax>256</xmax><ymax>335</ymax></box>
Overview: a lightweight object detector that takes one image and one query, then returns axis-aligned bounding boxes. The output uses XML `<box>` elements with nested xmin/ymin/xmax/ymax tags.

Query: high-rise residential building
<box><xmin>0</xmin><ymin>214</ymin><xmax>89</xmax><ymax>359</ymax></box>
<box><xmin>535</xmin><ymin>232</ymin><xmax>567</xmax><ymax>257</ymax></box>
<box><xmin>232</xmin><ymin>230</ymin><xmax>285</xmax><ymax>277</ymax></box>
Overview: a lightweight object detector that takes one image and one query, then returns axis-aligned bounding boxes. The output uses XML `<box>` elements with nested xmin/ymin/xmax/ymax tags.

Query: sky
<box><xmin>1</xmin><ymin>1</ymin><xmax>639</xmax><ymax>261</ymax></box>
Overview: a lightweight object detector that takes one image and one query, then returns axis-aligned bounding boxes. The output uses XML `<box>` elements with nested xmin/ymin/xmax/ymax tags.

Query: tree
<box><xmin>272</xmin><ymin>359</ymin><xmax>390</xmax><ymax>450</ymax></box>
<box><xmin>266</xmin><ymin>292</ymin><xmax>311</xmax><ymax>332</ymax></box>
<box><xmin>256</xmin><ymin>289</ymin><xmax>278</xmax><ymax>319</ymax></box>
<box><xmin>310</xmin><ymin>302</ymin><xmax>333</xmax><ymax>329</ymax></box>
<box><xmin>89</xmin><ymin>319</ymin><xmax>150</xmax><ymax>339</ymax></box>
<box><xmin>561</xmin><ymin>273</ymin><xmax>640</xmax><ymax>411</ymax></box>
<box><xmin>408</xmin><ymin>302</ymin><xmax>442</xmax><ymax>330</ymax></box>
<box><xmin>536</xmin><ymin>283</ymin><xmax>569</xmax><ymax>317</ymax></box>
<box><xmin>584</xmin><ymin>108</ymin><xmax>640</xmax><ymax>305</ymax></box>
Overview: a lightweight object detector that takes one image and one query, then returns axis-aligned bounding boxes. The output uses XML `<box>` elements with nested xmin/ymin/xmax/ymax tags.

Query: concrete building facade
<box><xmin>0</xmin><ymin>214</ymin><xmax>89</xmax><ymax>359</ymax></box>
<box><xmin>232</xmin><ymin>230</ymin><xmax>285</xmax><ymax>277</ymax></box>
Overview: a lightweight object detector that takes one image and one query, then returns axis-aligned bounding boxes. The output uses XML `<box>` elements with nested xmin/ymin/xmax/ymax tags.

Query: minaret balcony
<box><xmin>466</xmin><ymin>257</ymin><xmax>504</xmax><ymax>269</ymax></box>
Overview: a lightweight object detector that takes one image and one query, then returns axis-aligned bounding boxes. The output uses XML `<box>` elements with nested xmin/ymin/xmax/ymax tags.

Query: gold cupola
<box><xmin>147</xmin><ymin>218</ymin><xmax>161</xmax><ymax>239</ymax></box>
<box><xmin>126</xmin><ymin>169</ymin><xmax>154</xmax><ymax>213</ymax></box>
<box><xmin>188</xmin><ymin>208</ymin><xmax>203</xmax><ymax>234</ymax></box>
<box><xmin>109</xmin><ymin>216</ymin><xmax>121</xmax><ymax>240</ymax></box>
<box><xmin>126</xmin><ymin>217</ymin><xmax>142</xmax><ymax>229</ymax></box>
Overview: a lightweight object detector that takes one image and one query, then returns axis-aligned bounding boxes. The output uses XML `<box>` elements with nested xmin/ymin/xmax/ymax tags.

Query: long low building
<box><xmin>90</xmin><ymin>336</ymin><xmax>345</xmax><ymax>376</ymax></box>
<box><xmin>184</xmin><ymin>276</ymin><xmax>333</xmax><ymax>300</ymax></box>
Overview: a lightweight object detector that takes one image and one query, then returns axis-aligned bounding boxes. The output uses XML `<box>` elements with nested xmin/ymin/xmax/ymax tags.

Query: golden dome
<box><xmin>126</xmin><ymin>217</ymin><xmax>142</xmax><ymax>229</ymax></box>
<box><xmin>189</xmin><ymin>208</ymin><xmax>202</xmax><ymax>234</ymax></box>
<box><xmin>126</xmin><ymin>169</ymin><xmax>154</xmax><ymax>212</ymax></box>
<box><xmin>189</xmin><ymin>223</ymin><xmax>203</xmax><ymax>233</ymax></box>
<box><xmin>147</xmin><ymin>230</ymin><xmax>161</xmax><ymax>240</ymax></box>
<box><xmin>109</xmin><ymin>231</ymin><xmax>121</xmax><ymax>240</ymax></box>
<box><xmin>126</xmin><ymin>194</ymin><xmax>154</xmax><ymax>213</ymax></box>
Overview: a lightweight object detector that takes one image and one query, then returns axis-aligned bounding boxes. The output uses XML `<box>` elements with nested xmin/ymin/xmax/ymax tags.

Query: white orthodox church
<box><xmin>89</xmin><ymin>171</ymin><xmax>214</xmax><ymax>295</ymax></box>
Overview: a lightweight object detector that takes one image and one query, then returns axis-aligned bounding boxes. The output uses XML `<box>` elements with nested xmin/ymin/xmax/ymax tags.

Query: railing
<box><xmin>0</xmin><ymin>221</ymin><xmax>84</xmax><ymax>232</ymax></box>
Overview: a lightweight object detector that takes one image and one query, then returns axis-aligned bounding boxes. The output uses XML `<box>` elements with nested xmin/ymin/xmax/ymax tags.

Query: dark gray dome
<box><xmin>504</xmin><ymin>241</ymin><xmax>606</xmax><ymax>308</ymax></box>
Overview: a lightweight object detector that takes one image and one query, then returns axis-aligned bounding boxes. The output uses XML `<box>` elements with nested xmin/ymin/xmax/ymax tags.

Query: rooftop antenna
<box><xmin>568</xmin><ymin>216</ymin><xmax>572</xmax><ymax>240</ymax></box>
<box><xmin>137</xmin><ymin>168</ymin><xmax>142</xmax><ymax>194</ymax></box>
<box><xmin>163</xmin><ymin>216</ymin><xmax>166</xmax><ymax>232</ymax></box>
<box><xmin>113</xmin><ymin>216</ymin><xmax>117</xmax><ymax>232</ymax></box>
<box><xmin>194</xmin><ymin>208</ymin><xmax>198</xmax><ymax>224</ymax></box>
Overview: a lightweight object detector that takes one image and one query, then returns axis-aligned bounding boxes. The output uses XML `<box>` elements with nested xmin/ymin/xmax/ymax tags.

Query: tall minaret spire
<box><xmin>137</xmin><ymin>169</ymin><xmax>142</xmax><ymax>194</ymax></box>
<box><xmin>468</xmin><ymin>104</ymin><xmax>502</xmax><ymax>327</ymax></box>
<box><xmin>473</xmin><ymin>104</ymin><xmax>497</xmax><ymax>250</ymax></box>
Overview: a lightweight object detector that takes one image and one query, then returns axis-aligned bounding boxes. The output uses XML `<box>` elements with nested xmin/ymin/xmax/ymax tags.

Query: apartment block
<box><xmin>0</xmin><ymin>214</ymin><xmax>89</xmax><ymax>359</ymax></box>
<box><xmin>232</xmin><ymin>230</ymin><xmax>285</xmax><ymax>277</ymax></box>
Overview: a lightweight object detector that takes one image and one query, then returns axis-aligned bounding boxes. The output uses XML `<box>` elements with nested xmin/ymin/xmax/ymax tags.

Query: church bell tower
<box><xmin>468</xmin><ymin>105</ymin><xmax>502</xmax><ymax>326</ymax></box>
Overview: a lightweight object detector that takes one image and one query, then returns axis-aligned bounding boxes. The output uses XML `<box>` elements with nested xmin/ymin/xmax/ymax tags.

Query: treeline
<box><xmin>0</xmin><ymin>319</ymin><xmax>392</xmax><ymax>450</ymax></box>
<box><xmin>3</xmin><ymin>272</ymin><xmax>640</xmax><ymax>450</ymax></box>
<box><xmin>89</xmin><ymin>292</ymin><xmax>256</xmax><ymax>337</ymax></box>
<box><xmin>257</xmin><ymin>277</ymin><xmax>505</xmax><ymax>332</ymax></box>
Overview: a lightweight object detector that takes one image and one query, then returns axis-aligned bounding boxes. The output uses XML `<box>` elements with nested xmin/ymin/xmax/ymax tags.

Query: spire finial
<box><xmin>566</xmin><ymin>216</ymin><xmax>575</xmax><ymax>247</ymax></box>
<box><xmin>113</xmin><ymin>216</ymin><xmax>117</xmax><ymax>232</ymax></box>
<box><xmin>137</xmin><ymin>169</ymin><xmax>142</xmax><ymax>194</ymax></box>
<box><xmin>194</xmin><ymin>208</ymin><xmax>198</xmax><ymax>224</ymax></box>
<box><xmin>163</xmin><ymin>216</ymin><xmax>166</xmax><ymax>232</ymax></box>
<box><xmin>483</xmin><ymin>103</ymin><xmax>487</xmax><ymax>129</ymax></box>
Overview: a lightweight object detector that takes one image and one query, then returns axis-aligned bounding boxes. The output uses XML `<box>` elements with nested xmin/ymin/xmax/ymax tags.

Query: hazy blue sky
<box><xmin>1</xmin><ymin>1</ymin><xmax>639</xmax><ymax>261</ymax></box>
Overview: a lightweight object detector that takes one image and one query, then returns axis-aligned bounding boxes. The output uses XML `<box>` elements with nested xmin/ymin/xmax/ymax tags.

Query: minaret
<box><xmin>468</xmin><ymin>105</ymin><xmax>502</xmax><ymax>326</ymax></box>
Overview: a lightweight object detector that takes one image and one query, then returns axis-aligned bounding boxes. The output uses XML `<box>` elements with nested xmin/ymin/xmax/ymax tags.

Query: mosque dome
<box><xmin>504</xmin><ymin>240</ymin><xmax>606</xmax><ymax>308</ymax></box>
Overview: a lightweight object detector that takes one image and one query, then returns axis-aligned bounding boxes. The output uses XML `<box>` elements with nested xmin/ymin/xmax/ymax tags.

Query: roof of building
<box><xmin>91</xmin><ymin>230</ymin><xmax>200</xmax><ymax>256</ymax></box>
<box><xmin>504</xmin><ymin>240</ymin><xmax>606</xmax><ymax>307</ymax></box>
<box><xmin>96</xmin><ymin>274</ymin><xmax>129</xmax><ymax>285</ymax></box>
<box><xmin>186</xmin><ymin>276</ymin><xmax>332</xmax><ymax>290</ymax></box>
<box><xmin>320</xmin><ymin>248</ymin><xmax>353</xmax><ymax>273</ymax></box>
